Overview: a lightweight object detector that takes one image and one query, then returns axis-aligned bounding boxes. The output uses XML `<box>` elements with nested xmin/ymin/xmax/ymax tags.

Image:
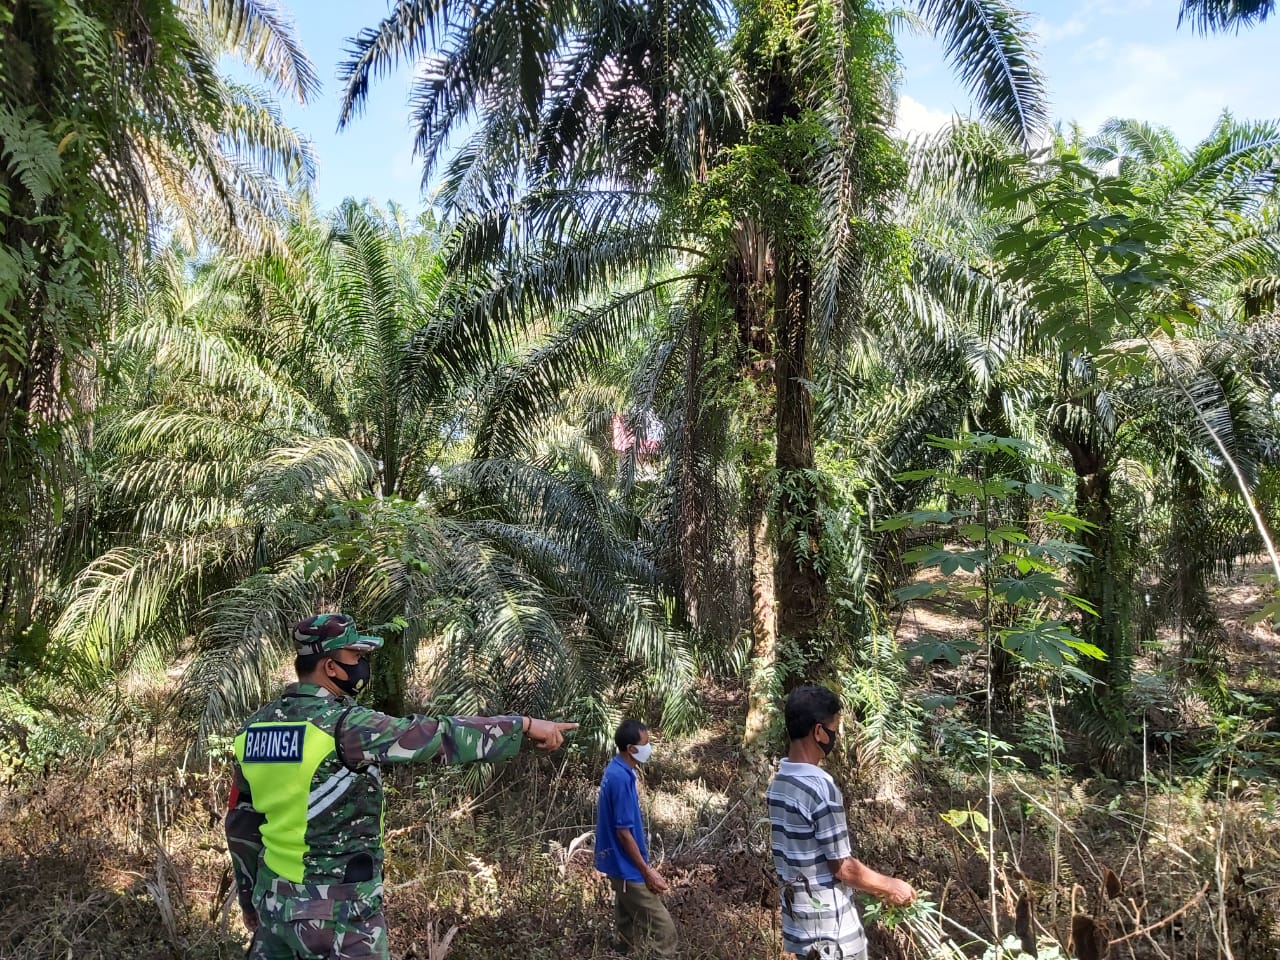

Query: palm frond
<box><xmin>184</xmin><ymin>552</ymin><xmax>320</xmax><ymax>737</ymax></box>
<box><xmin>194</xmin><ymin>0</ymin><xmax>320</xmax><ymax>103</ymax></box>
<box><xmin>901</xmin><ymin>241</ymin><xmax>1041</xmax><ymax>389</ymax></box>
<box><xmin>475</xmin><ymin>276</ymin><xmax>695</xmax><ymax>459</ymax></box>
<box><xmin>915</xmin><ymin>0</ymin><xmax>1048</xmax><ymax>149</ymax></box>
<box><xmin>245</xmin><ymin>438</ymin><xmax>378</xmax><ymax>518</ymax></box>
<box><xmin>218</xmin><ymin>82</ymin><xmax>317</xmax><ymax>186</ymax></box>
<box><xmin>907</xmin><ymin>120</ymin><xmax>1031</xmax><ymax>207</ymax></box>
<box><xmin>406</xmin><ymin>222</ymin><xmax>684</xmax><ymax>402</ymax></box>
<box><xmin>1084</xmin><ymin>118</ymin><xmax>1183</xmax><ymax>175</ymax></box>
<box><xmin>1164</xmin><ymin>116</ymin><xmax>1280</xmax><ymax>217</ymax></box>
<box><xmin>54</xmin><ymin>530</ymin><xmax>246</xmax><ymax>677</ymax></box>
<box><xmin>1177</xmin><ymin>0</ymin><xmax>1276</xmax><ymax>33</ymax></box>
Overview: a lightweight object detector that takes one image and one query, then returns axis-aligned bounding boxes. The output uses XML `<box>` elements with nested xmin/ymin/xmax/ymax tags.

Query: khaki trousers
<box><xmin>609</xmin><ymin>876</ymin><xmax>679</xmax><ymax>959</ymax></box>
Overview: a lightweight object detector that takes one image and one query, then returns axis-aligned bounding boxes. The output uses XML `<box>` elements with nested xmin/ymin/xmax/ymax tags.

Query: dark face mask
<box><xmin>817</xmin><ymin>723</ymin><xmax>838</xmax><ymax>757</ymax></box>
<box><xmin>330</xmin><ymin>656</ymin><xmax>370</xmax><ymax>696</ymax></box>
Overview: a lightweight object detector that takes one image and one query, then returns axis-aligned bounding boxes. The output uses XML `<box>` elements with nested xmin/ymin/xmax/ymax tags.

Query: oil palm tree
<box><xmin>899</xmin><ymin>114</ymin><xmax>1280</xmax><ymax>759</ymax></box>
<box><xmin>338</xmin><ymin>0</ymin><xmax>1049</xmax><ymax>742</ymax></box>
<box><xmin>0</xmin><ymin>0</ymin><xmax>314</xmax><ymax>657</ymax></box>
<box><xmin>56</xmin><ymin>202</ymin><xmax>691</xmax><ymax>738</ymax></box>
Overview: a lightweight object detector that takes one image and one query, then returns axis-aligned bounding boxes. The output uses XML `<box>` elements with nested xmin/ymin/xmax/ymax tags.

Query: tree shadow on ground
<box><xmin>0</xmin><ymin>841</ymin><xmax>246</xmax><ymax>960</ymax></box>
<box><xmin>406</xmin><ymin>851</ymin><xmax>784</xmax><ymax>960</ymax></box>
<box><xmin>0</xmin><ymin>750</ymin><xmax>245</xmax><ymax>960</ymax></box>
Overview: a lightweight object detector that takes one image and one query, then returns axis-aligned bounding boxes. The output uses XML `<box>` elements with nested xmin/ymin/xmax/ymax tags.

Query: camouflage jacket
<box><xmin>224</xmin><ymin>683</ymin><xmax>524</xmax><ymax>920</ymax></box>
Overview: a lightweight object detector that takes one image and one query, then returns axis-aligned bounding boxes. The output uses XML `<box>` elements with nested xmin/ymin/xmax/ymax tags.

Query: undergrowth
<box><xmin>2</xmin><ymin>669</ymin><xmax>1280</xmax><ymax>959</ymax></box>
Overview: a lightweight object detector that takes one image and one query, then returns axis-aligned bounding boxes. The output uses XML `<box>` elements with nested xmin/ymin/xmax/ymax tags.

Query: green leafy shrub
<box><xmin>0</xmin><ymin>682</ymin><xmax>87</xmax><ymax>785</ymax></box>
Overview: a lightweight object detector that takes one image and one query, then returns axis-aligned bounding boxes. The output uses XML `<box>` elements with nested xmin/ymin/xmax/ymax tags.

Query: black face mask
<box><xmin>330</xmin><ymin>656</ymin><xmax>370</xmax><ymax>696</ymax></box>
<box><xmin>817</xmin><ymin>723</ymin><xmax>838</xmax><ymax>757</ymax></box>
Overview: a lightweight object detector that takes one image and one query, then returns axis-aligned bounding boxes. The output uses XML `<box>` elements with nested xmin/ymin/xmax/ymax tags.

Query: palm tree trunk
<box><xmin>0</xmin><ymin>214</ymin><xmax>56</xmax><ymax>655</ymax></box>
<box><xmin>371</xmin><ymin>631</ymin><xmax>407</xmax><ymax>716</ymax></box>
<box><xmin>1163</xmin><ymin>474</ymin><xmax>1228</xmax><ymax>697</ymax></box>
<box><xmin>744</xmin><ymin>491</ymin><xmax>778</xmax><ymax>747</ymax></box>
<box><xmin>729</xmin><ymin>227</ymin><xmax>785</xmax><ymax>748</ymax></box>
<box><xmin>679</xmin><ymin>307</ymin><xmax>707</xmax><ymax>627</ymax></box>
<box><xmin>1074</xmin><ymin>465</ymin><xmax>1123</xmax><ymax>676</ymax></box>
<box><xmin>774</xmin><ymin>250</ymin><xmax>827</xmax><ymax>647</ymax></box>
<box><xmin>1065</xmin><ymin>440</ymin><xmax>1134</xmax><ymax>749</ymax></box>
<box><xmin>738</xmin><ymin>248</ymin><xmax>831</xmax><ymax>738</ymax></box>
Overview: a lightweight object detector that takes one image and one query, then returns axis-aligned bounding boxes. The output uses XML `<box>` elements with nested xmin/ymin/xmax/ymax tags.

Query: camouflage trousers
<box><xmin>249</xmin><ymin>876</ymin><xmax>389</xmax><ymax>960</ymax></box>
<box><xmin>247</xmin><ymin>913</ymin><xmax>388</xmax><ymax>960</ymax></box>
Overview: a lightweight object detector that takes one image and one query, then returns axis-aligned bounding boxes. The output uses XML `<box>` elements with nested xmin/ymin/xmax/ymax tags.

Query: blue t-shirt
<box><xmin>595</xmin><ymin>754</ymin><xmax>648</xmax><ymax>881</ymax></box>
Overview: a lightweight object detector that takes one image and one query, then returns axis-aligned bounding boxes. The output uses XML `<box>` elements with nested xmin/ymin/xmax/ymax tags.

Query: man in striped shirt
<box><xmin>767</xmin><ymin>686</ymin><xmax>915</xmax><ymax>959</ymax></box>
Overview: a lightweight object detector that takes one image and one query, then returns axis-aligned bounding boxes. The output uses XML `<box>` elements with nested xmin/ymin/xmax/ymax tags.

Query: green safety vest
<box><xmin>233</xmin><ymin>687</ymin><xmax>384</xmax><ymax>888</ymax></box>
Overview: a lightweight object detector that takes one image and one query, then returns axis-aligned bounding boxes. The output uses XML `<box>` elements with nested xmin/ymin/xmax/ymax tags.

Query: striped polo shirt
<box><xmin>767</xmin><ymin>759</ymin><xmax>867</xmax><ymax>960</ymax></box>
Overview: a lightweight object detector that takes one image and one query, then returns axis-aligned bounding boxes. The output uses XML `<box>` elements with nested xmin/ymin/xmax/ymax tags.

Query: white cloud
<box><xmin>1034</xmin><ymin>13</ymin><xmax>1090</xmax><ymax>46</ymax></box>
<box><xmin>893</xmin><ymin>94</ymin><xmax>954</xmax><ymax>139</ymax></box>
<box><xmin>1074</xmin><ymin>36</ymin><xmax>1115</xmax><ymax>63</ymax></box>
<box><xmin>1063</xmin><ymin>40</ymin><xmax>1260</xmax><ymax>142</ymax></box>
<box><xmin>1032</xmin><ymin>0</ymin><xmax>1149</xmax><ymax>48</ymax></box>
<box><xmin>896</xmin><ymin>1</ymin><xmax>1280</xmax><ymax>152</ymax></box>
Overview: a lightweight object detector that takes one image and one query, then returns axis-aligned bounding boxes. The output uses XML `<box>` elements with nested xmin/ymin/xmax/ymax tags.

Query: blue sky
<box><xmin>897</xmin><ymin>0</ymin><xmax>1280</xmax><ymax>143</ymax></box>
<box><xmin>265</xmin><ymin>0</ymin><xmax>1280</xmax><ymax>216</ymax></box>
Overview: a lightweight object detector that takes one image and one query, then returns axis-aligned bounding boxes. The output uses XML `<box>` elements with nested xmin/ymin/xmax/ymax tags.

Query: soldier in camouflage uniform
<box><xmin>225</xmin><ymin>613</ymin><xmax>577</xmax><ymax>959</ymax></box>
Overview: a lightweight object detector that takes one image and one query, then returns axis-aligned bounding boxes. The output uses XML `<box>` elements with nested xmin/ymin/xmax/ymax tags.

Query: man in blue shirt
<box><xmin>595</xmin><ymin>719</ymin><xmax>677</xmax><ymax>958</ymax></box>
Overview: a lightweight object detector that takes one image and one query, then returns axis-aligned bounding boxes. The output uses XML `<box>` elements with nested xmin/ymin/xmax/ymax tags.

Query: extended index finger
<box><xmin>555</xmin><ymin>722</ymin><xmax>579</xmax><ymax>731</ymax></box>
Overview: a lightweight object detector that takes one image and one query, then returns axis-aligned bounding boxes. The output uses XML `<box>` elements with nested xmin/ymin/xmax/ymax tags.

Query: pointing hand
<box><xmin>524</xmin><ymin>718</ymin><xmax>579</xmax><ymax>751</ymax></box>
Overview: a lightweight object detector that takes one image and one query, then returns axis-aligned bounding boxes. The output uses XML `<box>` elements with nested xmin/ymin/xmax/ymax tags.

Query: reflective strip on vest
<box><xmin>234</xmin><ymin>721</ymin><xmax>337</xmax><ymax>883</ymax></box>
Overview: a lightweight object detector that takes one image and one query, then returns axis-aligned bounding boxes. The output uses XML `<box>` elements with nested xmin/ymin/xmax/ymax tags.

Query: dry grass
<box><xmin>5</xmin><ymin>684</ymin><xmax>1280</xmax><ymax>960</ymax></box>
<box><xmin>0</xmin><ymin>683</ymin><xmax>789</xmax><ymax>960</ymax></box>
<box><xmin>4</xmin><ymin>570</ymin><xmax>1280</xmax><ymax>959</ymax></box>
<box><xmin>1210</xmin><ymin>563</ymin><xmax>1280</xmax><ymax>694</ymax></box>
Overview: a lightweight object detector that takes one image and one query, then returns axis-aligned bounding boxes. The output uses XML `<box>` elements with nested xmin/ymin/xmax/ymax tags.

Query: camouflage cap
<box><xmin>293</xmin><ymin>613</ymin><xmax>384</xmax><ymax>655</ymax></box>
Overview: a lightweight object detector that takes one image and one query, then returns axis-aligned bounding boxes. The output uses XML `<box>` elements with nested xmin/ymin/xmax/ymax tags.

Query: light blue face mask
<box><xmin>631</xmin><ymin>741</ymin><xmax>653</xmax><ymax>764</ymax></box>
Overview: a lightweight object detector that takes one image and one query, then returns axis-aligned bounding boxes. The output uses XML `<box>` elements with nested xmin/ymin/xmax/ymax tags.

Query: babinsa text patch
<box><xmin>243</xmin><ymin>724</ymin><xmax>305</xmax><ymax>762</ymax></box>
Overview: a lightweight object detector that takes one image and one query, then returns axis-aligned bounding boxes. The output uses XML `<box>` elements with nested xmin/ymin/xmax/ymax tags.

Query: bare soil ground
<box><xmin>1211</xmin><ymin>564</ymin><xmax>1280</xmax><ymax>693</ymax></box>
<box><xmin>2</xmin><ymin>569</ymin><xmax>1279</xmax><ymax>959</ymax></box>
